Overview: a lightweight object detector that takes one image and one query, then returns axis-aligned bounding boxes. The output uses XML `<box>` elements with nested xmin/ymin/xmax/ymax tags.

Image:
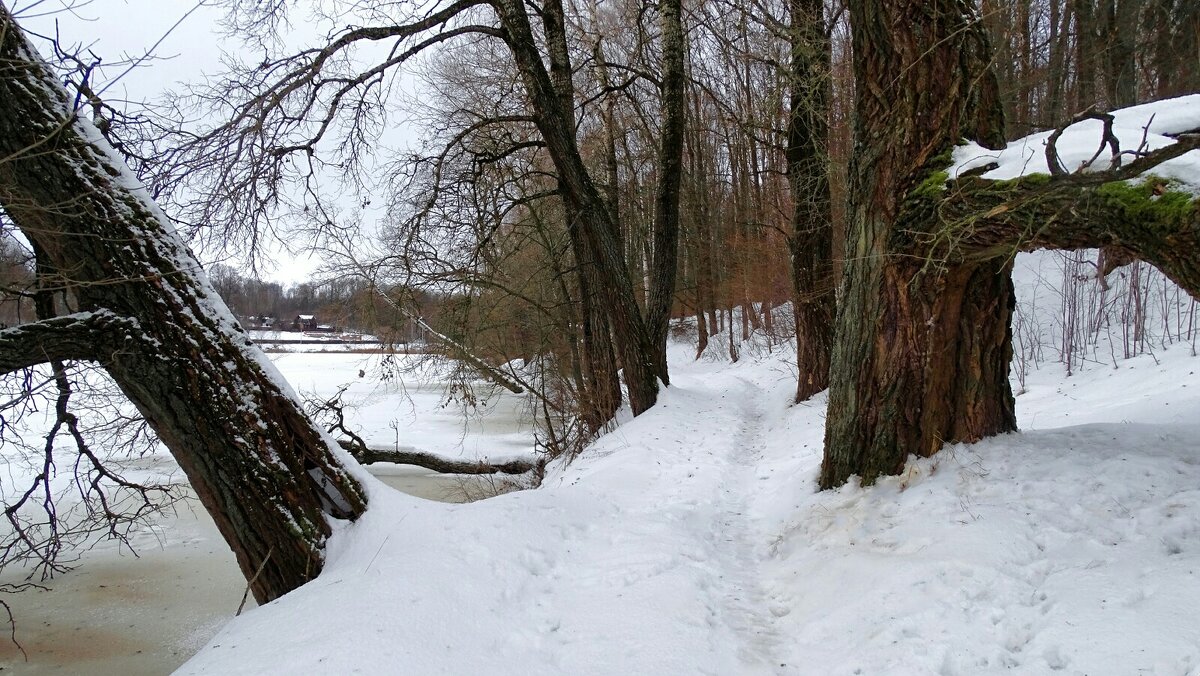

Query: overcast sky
<box><xmin>11</xmin><ymin>0</ymin><xmax>353</xmax><ymax>285</ymax></box>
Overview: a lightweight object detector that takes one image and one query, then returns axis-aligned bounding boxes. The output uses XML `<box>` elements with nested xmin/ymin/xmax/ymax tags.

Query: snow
<box><xmin>951</xmin><ymin>94</ymin><xmax>1200</xmax><ymax>189</ymax></box>
<box><xmin>269</xmin><ymin>352</ymin><xmax>535</xmax><ymax>464</ymax></box>
<box><xmin>178</xmin><ymin>333</ymin><xmax>1200</xmax><ymax>675</ymax></box>
<box><xmin>245</xmin><ymin>329</ymin><xmax>381</xmax><ymax>346</ymax></box>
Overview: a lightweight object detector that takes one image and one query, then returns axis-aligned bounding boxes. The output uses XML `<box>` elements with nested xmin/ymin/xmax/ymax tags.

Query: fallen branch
<box><xmin>314</xmin><ymin>383</ymin><xmax>543</xmax><ymax>475</ymax></box>
<box><xmin>337</xmin><ymin>439</ymin><xmax>540</xmax><ymax>475</ymax></box>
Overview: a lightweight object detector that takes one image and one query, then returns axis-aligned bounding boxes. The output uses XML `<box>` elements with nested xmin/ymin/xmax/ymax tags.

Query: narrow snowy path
<box><xmin>704</xmin><ymin>374</ymin><xmax>786</xmax><ymax>673</ymax></box>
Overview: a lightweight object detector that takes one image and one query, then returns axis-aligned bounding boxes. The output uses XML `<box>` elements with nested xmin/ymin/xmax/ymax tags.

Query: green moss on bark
<box><xmin>1097</xmin><ymin>177</ymin><xmax>1198</xmax><ymax>228</ymax></box>
<box><xmin>992</xmin><ymin>172</ymin><xmax>1052</xmax><ymax>188</ymax></box>
<box><xmin>913</xmin><ymin>170</ymin><xmax>951</xmax><ymax>199</ymax></box>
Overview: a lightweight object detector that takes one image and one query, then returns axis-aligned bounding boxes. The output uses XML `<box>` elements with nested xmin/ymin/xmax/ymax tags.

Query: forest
<box><xmin>0</xmin><ymin>0</ymin><xmax>1198</xmax><ymax>671</ymax></box>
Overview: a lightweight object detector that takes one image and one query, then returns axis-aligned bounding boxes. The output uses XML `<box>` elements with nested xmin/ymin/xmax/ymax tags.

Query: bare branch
<box><xmin>0</xmin><ymin>311</ymin><xmax>138</xmax><ymax>374</ymax></box>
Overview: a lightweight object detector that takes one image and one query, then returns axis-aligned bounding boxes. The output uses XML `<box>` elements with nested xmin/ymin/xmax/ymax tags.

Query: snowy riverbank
<box><xmin>0</xmin><ymin>353</ymin><xmax>535</xmax><ymax>674</ymax></box>
<box><xmin>176</xmin><ymin>336</ymin><xmax>1200</xmax><ymax>675</ymax></box>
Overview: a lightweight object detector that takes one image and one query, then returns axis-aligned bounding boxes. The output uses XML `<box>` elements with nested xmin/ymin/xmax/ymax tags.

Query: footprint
<box><xmin>1042</xmin><ymin>645</ymin><xmax>1069</xmax><ymax>671</ymax></box>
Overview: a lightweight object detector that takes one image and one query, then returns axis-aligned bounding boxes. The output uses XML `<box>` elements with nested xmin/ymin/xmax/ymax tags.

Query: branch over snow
<box><xmin>0</xmin><ymin>311</ymin><xmax>138</xmax><ymax>374</ymax></box>
<box><xmin>336</xmin><ymin>439</ymin><xmax>540</xmax><ymax>475</ymax></box>
<box><xmin>1045</xmin><ymin>108</ymin><xmax>1121</xmax><ymax>176</ymax></box>
<box><xmin>906</xmin><ymin>135</ymin><xmax>1200</xmax><ymax>298</ymax></box>
<box><xmin>313</xmin><ymin>383</ymin><xmax>541</xmax><ymax>475</ymax></box>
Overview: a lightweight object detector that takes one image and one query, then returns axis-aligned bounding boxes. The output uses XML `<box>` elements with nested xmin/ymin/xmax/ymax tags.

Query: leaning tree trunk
<box><xmin>495</xmin><ymin>0</ymin><xmax>662</xmax><ymax>415</ymax></box>
<box><xmin>0</xmin><ymin>6</ymin><xmax>366</xmax><ymax>603</ymax></box>
<box><xmin>541</xmin><ymin>0</ymin><xmax>623</xmax><ymax>429</ymax></box>
<box><xmin>786</xmin><ymin>0</ymin><xmax>835</xmax><ymax>402</ymax></box>
<box><xmin>820</xmin><ymin>0</ymin><xmax>1015</xmax><ymax>488</ymax></box>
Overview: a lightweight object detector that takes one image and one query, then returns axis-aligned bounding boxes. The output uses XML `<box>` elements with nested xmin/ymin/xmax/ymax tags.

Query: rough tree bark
<box><xmin>821</xmin><ymin>0</ymin><xmax>1200</xmax><ymax>489</ymax></box>
<box><xmin>645</xmin><ymin>0</ymin><xmax>687</xmax><ymax>384</ymax></box>
<box><xmin>820</xmin><ymin>0</ymin><xmax>1014</xmax><ymax>488</ymax></box>
<box><xmin>569</xmin><ymin>219</ymin><xmax>623</xmax><ymax>430</ymax></box>
<box><xmin>541</xmin><ymin>0</ymin><xmax>621</xmax><ymax>429</ymax></box>
<box><xmin>786</xmin><ymin>0</ymin><xmax>835</xmax><ymax>402</ymax></box>
<box><xmin>0</xmin><ymin>6</ymin><xmax>366</xmax><ymax>603</ymax></box>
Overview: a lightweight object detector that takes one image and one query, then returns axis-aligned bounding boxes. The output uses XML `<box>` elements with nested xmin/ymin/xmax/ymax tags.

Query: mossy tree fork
<box><xmin>820</xmin><ymin>0</ymin><xmax>1200</xmax><ymax>488</ymax></box>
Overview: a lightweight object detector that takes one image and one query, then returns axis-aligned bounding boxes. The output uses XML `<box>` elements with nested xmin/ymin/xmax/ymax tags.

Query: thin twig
<box><xmin>237</xmin><ymin>547</ymin><xmax>272</xmax><ymax>616</ymax></box>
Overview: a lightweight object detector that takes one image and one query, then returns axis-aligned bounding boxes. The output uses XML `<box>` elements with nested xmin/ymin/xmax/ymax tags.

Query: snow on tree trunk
<box><xmin>0</xmin><ymin>5</ymin><xmax>366</xmax><ymax>603</ymax></box>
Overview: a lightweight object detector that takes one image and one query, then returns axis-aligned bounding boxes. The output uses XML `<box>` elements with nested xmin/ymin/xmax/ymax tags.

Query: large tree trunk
<box><xmin>820</xmin><ymin>0</ymin><xmax>1015</xmax><ymax>488</ymax></box>
<box><xmin>822</xmin><ymin>0</ymin><xmax>1200</xmax><ymax>489</ymax></box>
<box><xmin>1103</xmin><ymin>0</ymin><xmax>1142</xmax><ymax>107</ymax></box>
<box><xmin>540</xmin><ymin>0</ymin><xmax>621</xmax><ymax>429</ymax></box>
<box><xmin>0</xmin><ymin>5</ymin><xmax>367</xmax><ymax>603</ymax></box>
<box><xmin>570</xmin><ymin>223</ymin><xmax>622</xmax><ymax>431</ymax></box>
<box><xmin>786</xmin><ymin>0</ymin><xmax>835</xmax><ymax>402</ymax></box>
<box><xmin>644</xmin><ymin>0</ymin><xmax>686</xmax><ymax>385</ymax></box>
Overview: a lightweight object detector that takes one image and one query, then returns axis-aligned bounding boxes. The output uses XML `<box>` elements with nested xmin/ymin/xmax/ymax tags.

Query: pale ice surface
<box><xmin>950</xmin><ymin>94</ymin><xmax>1200</xmax><ymax>188</ymax></box>
<box><xmin>268</xmin><ymin>352</ymin><xmax>536</xmax><ymax>464</ymax></box>
<box><xmin>177</xmin><ymin>333</ymin><xmax>1200</xmax><ymax>675</ymax></box>
<box><xmin>0</xmin><ymin>355</ymin><xmax>528</xmax><ymax>674</ymax></box>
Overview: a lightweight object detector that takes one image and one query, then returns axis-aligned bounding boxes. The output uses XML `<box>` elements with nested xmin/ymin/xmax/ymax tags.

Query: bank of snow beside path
<box><xmin>181</xmin><ymin>341</ymin><xmax>1200</xmax><ymax>675</ymax></box>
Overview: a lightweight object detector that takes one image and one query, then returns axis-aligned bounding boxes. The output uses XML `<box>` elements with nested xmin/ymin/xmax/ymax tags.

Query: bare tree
<box><xmin>173</xmin><ymin>0</ymin><xmax>688</xmax><ymax>417</ymax></box>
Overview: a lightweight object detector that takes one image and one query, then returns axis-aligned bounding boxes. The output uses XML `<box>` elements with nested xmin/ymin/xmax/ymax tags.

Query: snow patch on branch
<box><xmin>951</xmin><ymin>94</ymin><xmax>1200</xmax><ymax>188</ymax></box>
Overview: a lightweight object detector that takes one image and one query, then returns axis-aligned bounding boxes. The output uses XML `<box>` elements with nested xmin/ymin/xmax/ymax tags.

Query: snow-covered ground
<box><xmin>175</xmin><ymin>332</ymin><xmax>1200</xmax><ymax>675</ymax></box>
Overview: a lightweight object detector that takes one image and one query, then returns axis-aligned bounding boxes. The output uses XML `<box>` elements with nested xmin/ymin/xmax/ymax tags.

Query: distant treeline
<box><xmin>206</xmin><ymin>264</ymin><xmax>439</xmax><ymax>344</ymax></box>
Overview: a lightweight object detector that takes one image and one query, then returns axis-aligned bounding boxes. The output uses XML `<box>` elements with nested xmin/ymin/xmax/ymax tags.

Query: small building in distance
<box><xmin>291</xmin><ymin>314</ymin><xmax>318</xmax><ymax>331</ymax></box>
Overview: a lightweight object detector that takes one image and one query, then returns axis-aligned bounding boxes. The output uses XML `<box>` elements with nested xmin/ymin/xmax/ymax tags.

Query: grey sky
<box><xmin>11</xmin><ymin>0</ymin><xmax>366</xmax><ymax>285</ymax></box>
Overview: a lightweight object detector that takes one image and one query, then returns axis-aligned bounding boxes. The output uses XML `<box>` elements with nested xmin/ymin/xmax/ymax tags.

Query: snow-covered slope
<box><xmin>179</xmin><ymin>333</ymin><xmax>1200</xmax><ymax>675</ymax></box>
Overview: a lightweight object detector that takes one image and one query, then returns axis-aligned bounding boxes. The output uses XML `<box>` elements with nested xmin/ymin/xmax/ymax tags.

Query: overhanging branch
<box><xmin>911</xmin><ymin>137</ymin><xmax>1200</xmax><ymax>297</ymax></box>
<box><xmin>0</xmin><ymin>311</ymin><xmax>138</xmax><ymax>374</ymax></box>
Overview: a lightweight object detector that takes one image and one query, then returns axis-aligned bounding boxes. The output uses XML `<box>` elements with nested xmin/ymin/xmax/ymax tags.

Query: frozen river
<box><xmin>0</xmin><ymin>353</ymin><xmax>535</xmax><ymax>674</ymax></box>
